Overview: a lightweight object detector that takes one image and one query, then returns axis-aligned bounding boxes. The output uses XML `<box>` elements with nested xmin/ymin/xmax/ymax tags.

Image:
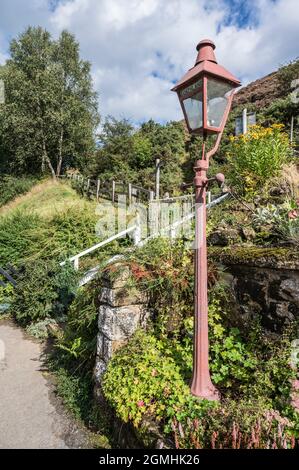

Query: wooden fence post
<box><xmin>112</xmin><ymin>180</ymin><xmax>116</xmax><ymax>203</ymax></box>
<box><xmin>86</xmin><ymin>178</ymin><xmax>90</xmax><ymax>195</ymax></box>
<box><xmin>96</xmin><ymin>179</ymin><xmax>100</xmax><ymax>201</ymax></box>
<box><xmin>128</xmin><ymin>183</ymin><xmax>132</xmax><ymax>205</ymax></box>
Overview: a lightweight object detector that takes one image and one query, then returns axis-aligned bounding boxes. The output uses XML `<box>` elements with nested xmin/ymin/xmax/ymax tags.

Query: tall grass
<box><xmin>0</xmin><ymin>206</ymin><xmax>100</xmax><ymax>266</ymax></box>
<box><xmin>0</xmin><ymin>175</ymin><xmax>36</xmax><ymax>207</ymax></box>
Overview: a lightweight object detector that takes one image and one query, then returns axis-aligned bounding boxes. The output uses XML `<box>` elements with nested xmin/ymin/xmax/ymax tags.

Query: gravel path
<box><xmin>0</xmin><ymin>321</ymin><xmax>90</xmax><ymax>449</ymax></box>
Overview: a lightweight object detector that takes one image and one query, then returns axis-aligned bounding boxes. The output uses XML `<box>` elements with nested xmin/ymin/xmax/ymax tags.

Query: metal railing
<box><xmin>60</xmin><ymin>225</ymin><xmax>139</xmax><ymax>271</ymax></box>
<box><xmin>73</xmin><ymin>192</ymin><xmax>230</xmax><ymax>285</ymax></box>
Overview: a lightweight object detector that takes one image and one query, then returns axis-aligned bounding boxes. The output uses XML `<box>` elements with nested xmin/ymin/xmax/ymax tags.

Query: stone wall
<box><xmin>212</xmin><ymin>247</ymin><xmax>299</xmax><ymax>332</ymax></box>
<box><xmin>94</xmin><ymin>265</ymin><xmax>150</xmax><ymax>389</ymax></box>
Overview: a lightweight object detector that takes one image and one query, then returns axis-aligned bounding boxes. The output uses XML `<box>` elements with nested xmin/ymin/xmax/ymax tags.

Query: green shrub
<box><xmin>11</xmin><ymin>260</ymin><xmax>78</xmax><ymax>326</ymax></box>
<box><xmin>0</xmin><ymin>281</ymin><xmax>13</xmax><ymax>303</ymax></box>
<box><xmin>115</xmin><ymin>238</ymin><xmax>219</xmax><ymax>338</ymax></box>
<box><xmin>56</xmin><ymin>282</ymin><xmax>99</xmax><ymax>373</ymax></box>
<box><xmin>103</xmin><ymin>310</ymin><xmax>298</xmax><ymax>448</ymax></box>
<box><xmin>252</xmin><ymin>199</ymin><xmax>299</xmax><ymax>245</ymax></box>
<box><xmin>227</xmin><ymin>124</ymin><xmax>293</xmax><ymax>200</ymax></box>
<box><xmin>0</xmin><ymin>211</ymin><xmax>45</xmax><ymax>265</ymax></box>
<box><xmin>0</xmin><ymin>175</ymin><xmax>36</xmax><ymax>207</ymax></box>
<box><xmin>0</xmin><ymin>205</ymin><xmax>99</xmax><ymax>266</ymax></box>
<box><xmin>54</xmin><ymin>366</ymin><xmax>93</xmax><ymax>421</ymax></box>
<box><xmin>26</xmin><ymin>318</ymin><xmax>58</xmax><ymax>340</ymax></box>
<box><xmin>102</xmin><ymin>240</ymin><xmax>298</xmax><ymax>448</ymax></box>
<box><xmin>102</xmin><ymin>330</ymin><xmax>213</xmax><ymax>428</ymax></box>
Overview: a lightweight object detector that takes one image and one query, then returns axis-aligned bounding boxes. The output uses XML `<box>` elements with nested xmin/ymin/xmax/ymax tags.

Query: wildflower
<box><xmin>291</xmin><ymin>379</ymin><xmax>299</xmax><ymax>412</ymax></box>
<box><xmin>137</xmin><ymin>400</ymin><xmax>145</xmax><ymax>408</ymax></box>
<box><xmin>288</xmin><ymin>209</ymin><xmax>298</xmax><ymax>219</ymax></box>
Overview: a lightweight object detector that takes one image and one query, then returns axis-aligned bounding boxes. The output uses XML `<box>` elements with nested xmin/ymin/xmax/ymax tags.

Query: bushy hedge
<box><xmin>10</xmin><ymin>259</ymin><xmax>78</xmax><ymax>326</ymax></box>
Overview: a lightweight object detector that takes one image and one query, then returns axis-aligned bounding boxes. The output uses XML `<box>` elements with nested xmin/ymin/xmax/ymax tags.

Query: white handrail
<box><xmin>60</xmin><ymin>226</ymin><xmax>137</xmax><ymax>270</ymax></box>
<box><xmin>138</xmin><ymin>192</ymin><xmax>230</xmax><ymax>245</ymax></box>
<box><xmin>69</xmin><ymin>192</ymin><xmax>230</xmax><ymax>283</ymax></box>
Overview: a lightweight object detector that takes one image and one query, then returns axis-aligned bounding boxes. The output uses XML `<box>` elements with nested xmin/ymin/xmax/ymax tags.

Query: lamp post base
<box><xmin>190</xmin><ymin>381</ymin><xmax>220</xmax><ymax>401</ymax></box>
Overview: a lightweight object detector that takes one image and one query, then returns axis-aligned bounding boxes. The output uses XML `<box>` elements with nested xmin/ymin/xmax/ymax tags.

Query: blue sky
<box><xmin>0</xmin><ymin>0</ymin><xmax>298</xmax><ymax>124</ymax></box>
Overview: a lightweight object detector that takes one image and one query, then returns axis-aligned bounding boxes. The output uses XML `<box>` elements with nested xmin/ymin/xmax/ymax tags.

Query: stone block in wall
<box><xmin>279</xmin><ymin>278</ymin><xmax>299</xmax><ymax>305</ymax></box>
<box><xmin>94</xmin><ymin>358</ymin><xmax>107</xmax><ymax>383</ymax></box>
<box><xmin>99</xmin><ymin>286</ymin><xmax>146</xmax><ymax>307</ymax></box>
<box><xmin>98</xmin><ymin>304</ymin><xmax>147</xmax><ymax>340</ymax></box>
<box><xmin>97</xmin><ymin>334</ymin><xmax>127</xmax><ymax>361</ymax></box>
<box><xmin>227</xmin><ymin>263</ymin><xmax>299</xmax><ymax>332</ymax></box>
<box><xmin>95</xmin><ymin>262</ymin><xmax>151</xmax><ymax>386</ymax></box>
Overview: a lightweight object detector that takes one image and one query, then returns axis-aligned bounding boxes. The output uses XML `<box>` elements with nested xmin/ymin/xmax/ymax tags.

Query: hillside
<box><xmin>233</xmin><ymin>59</ymin><xmax>299</xmax><ymax>114</ymax></box>
<box><xmin>0</xmin><ymin>180</ymin><xmax>97</xmax><ymax>219</ymax></box>
<box><xmin>0</xmin><ymin>180</ymin><xmax>100</xmax><ymax>266</ymax></box>
<box><xmin>233</xmin><ymin>70</ymin><xmax>283</xmax><ymax>110</ymax></box>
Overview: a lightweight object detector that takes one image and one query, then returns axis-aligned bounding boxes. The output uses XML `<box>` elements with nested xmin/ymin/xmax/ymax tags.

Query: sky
<box><xmin>0</xmin><ymin>0</ymin><xmax>298</xmax><ymax>124</ymax></box>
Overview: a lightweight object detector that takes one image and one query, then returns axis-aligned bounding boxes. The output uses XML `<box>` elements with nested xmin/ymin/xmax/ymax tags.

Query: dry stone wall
<box><xmin>94</xmin><ymin>265</ymin><xmax>150</xmax><ymax>389</ymax></box>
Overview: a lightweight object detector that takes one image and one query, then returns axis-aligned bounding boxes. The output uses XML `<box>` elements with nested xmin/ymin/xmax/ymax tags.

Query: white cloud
<box><xmin>0</xmin><ymin>0</ymin><xmax>298</xmax><ymax>123</ymax></box>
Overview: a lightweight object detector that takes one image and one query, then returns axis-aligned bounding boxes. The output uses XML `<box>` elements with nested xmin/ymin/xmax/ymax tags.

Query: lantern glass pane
<box><xmin>183</xmin><ymin>91</ymin><xmax>203</xmax><ymax>130</ymax></box>
<box><xmin>179</xmin><ymin>78</ymin><xmax>202</xmax><ymax>99</ymax></box>
<box><xmin>207</xmin><ymin>78</ymin><xmax>233</xmax><ymax>128</ymax></box>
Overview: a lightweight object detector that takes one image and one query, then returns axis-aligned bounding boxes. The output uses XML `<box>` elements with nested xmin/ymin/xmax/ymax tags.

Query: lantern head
<box><xmin>172</xmin><ymin>39</ymin><xmax>241</xmax><ymax>135</ymax></box>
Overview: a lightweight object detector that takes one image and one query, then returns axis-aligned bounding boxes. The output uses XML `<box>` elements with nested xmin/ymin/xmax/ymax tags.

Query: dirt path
<box><xmin>0</xmin><ymin>321</ymin><xmax>91</xmax><ymax>449</ymax></box>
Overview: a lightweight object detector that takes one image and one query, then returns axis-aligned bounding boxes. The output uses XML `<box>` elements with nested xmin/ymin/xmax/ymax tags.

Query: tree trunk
<box><xmin>42</xmin><ymin>138</ymin><xmax>56</xmax><ymax>180</ymax></box>
<box><xmin>56</xmin><ymin>128</ymin><xmax>64</xmax><ymax>177</ymax></box>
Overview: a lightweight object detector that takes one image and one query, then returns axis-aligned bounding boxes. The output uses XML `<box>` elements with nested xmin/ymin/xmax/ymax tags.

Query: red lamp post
<box><xmin>172</xmin><ymin>39</ymin><xmax>241</xmax><ymax>400</ymax></box>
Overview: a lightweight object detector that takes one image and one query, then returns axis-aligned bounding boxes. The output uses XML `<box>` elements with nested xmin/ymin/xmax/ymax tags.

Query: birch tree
<box><xmin>0</xmin><ymin>27</ymin><xmax>99</xmax><ymax>178</ymax></box>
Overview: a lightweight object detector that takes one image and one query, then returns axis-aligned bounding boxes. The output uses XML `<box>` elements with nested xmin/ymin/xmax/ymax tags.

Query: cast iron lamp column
<box><xmin>171</xmin><ymin>39</ymin><xmax>241</xmax><ymax>400</ymax></box>
<box><xmin>192</xmin><ymin>136</ymin><xmax>220</xmax><ymax>399</ymax></box>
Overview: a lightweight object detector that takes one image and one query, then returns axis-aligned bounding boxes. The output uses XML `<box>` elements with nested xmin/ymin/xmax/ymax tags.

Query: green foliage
<box><xmin>0</xmin><ymin>175</ymin><xmax>36</xmax><ymax>206</ymax></box>
<box><xmin>103</xmin><ymin>290</ymin><xmax>298</xmax><ymax>447</ymax></box>
<box><xmin>10</xmin><ymin>260</ymin><xmax>78</xmax><ymax>326</ymax></box>
<box><xmin>56</xmin><ymin>283</ymin><xmax>99</xmax><ymax>373</ymax></box>
<box><xmin>253</xmin><ymin>199</ymin><xmax>299</xmax><ymax>245</ymax></box>
<box><xmin>54</xmin><ymin>367</ymin><xmax>93</xmax><ymax>421</ymax></box>
<box><xmin>88</xmin><ymin>117</ymin><xmax>187</xmax><ymax>195</ymax></box>
<box><xmin>262</xmin><ymin>96</ymin><xmax>299</xmax><ymax>128</ymax></box>
<box><xmin>0</xmin><ymin>204</ymin><xmax>99</xmax><ymax>266</ymax></box>
<box><xmin>0</xmin><ymin>281</ymin><xmax>13</xmax><ymax>308</ymax></box>
<box><xmin>26</xmin><ymin>318</ymin><xmax>58</xmax><ymax>340</ymax></box>
<box><xmin>0</xmin><ymin>27</ymin><xmax>99</xmax><ymax>177</ymax></box>
<box><xmin>102</xmin><ymin>239</ymin><xmax>299</xmax><ymax>448</ymax></box>
<box><xmin>50</xmin><ymin>364</ymin><xmax>112</xmax><ymax>448</ymax></box>
<box><xmin>121</xmin><ymin>238</ymin><xmax>194</xmax><ymax>336</ymax></box>
<box><xmin>48</xmin><ymin>282</ymin><xmax>112</xmax><ymax>447</ymax></box>
<box><xmin>172</xmin><ymin>398</ymin><xmax>297</xmax><ymax>449</ymax></box>
<box><xmin>227</xmin><ymin>124</ymin><xmax>293</xmax><ymax>199</ymax></box>
<box><xmin>0</xmin><ymin>211</ymin><xmax>44</xmax><ymax>266</ymax></box>
<box><xmin>102</xmin><ymin>330</ymin><xmax>215</xmax><ymax>428</ymax></box>
<box><xmin>207</xmin><ymin>293</ymin><xmax>258</xmax><ymax>388</ymax></box>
